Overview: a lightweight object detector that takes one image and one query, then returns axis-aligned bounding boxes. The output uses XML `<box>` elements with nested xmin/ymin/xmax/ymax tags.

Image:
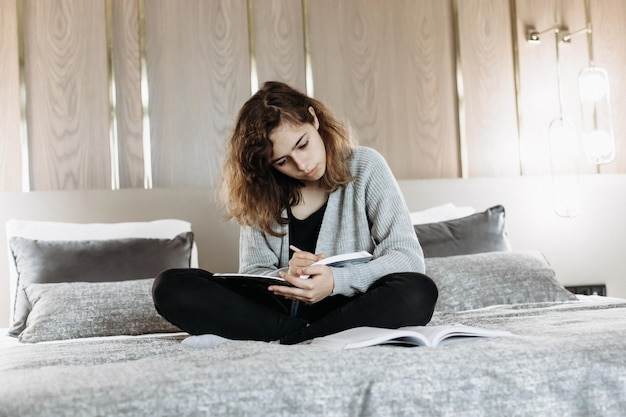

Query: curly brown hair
<box><xmin>221</xmin><ymin>81</ymin><xmax>355</xmax><ymax>236</ymax></box>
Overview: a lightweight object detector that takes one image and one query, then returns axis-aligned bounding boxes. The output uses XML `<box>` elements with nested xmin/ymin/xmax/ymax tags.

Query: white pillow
<box><xmin>410</xmin><ymin>203</ymin><xmax>476</xmax><ymax>225</ymax></box>
<box><xmin>5</xmin><ymin>219</ymin><xmax>198</xmax><ymax>324</ymax></box>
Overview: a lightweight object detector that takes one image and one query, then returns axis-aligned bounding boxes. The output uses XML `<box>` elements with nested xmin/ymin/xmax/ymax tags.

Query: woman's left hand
<box><xmin>269</xmin><ymin>264</ymin><xmax>334</xmax><ymax>304</ymax></box>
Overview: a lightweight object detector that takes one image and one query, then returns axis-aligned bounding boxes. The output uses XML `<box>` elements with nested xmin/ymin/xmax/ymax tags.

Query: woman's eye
<box><xmin>275</xmin><ymin>159</ymin><xmax>286</xmax><ymax>167</ymax></box>
<box><xmin>298</xmin><ymin>141</ymin><xmax>309</xmax><ymax>150</ymax></box>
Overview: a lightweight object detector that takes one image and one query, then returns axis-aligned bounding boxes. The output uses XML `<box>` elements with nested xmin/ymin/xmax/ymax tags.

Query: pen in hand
<box><xmin>289</xmin><ymin>245</ymin><xmax>302</xmax><ymax>253</ymax></box>
<box><xmin>287</xmin><ymin>245</ymin><xmax>304</xmax><ymax>315</ymax></box>
<box><xmin>289</xmin><ymin>245</ymin><xmax>314</xmax><ymax>279</ymax></box>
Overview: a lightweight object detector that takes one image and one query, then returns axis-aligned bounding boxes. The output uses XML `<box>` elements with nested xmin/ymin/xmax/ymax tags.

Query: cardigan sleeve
<box><xmin>330</xmin><ymin>148</ymin><xmax>425</xmax><ymax>296</ymax></box>
<box><xmin>238</xmin><ymin>224</ymin><xmax>287</xmax><ymax>277</ymax></box>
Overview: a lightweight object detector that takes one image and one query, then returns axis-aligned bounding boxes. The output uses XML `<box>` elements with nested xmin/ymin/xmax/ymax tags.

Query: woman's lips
<box><xmin>304</xmin><ymin>167</ymin><xmax>317</xmax><ymax>178</ymax></box>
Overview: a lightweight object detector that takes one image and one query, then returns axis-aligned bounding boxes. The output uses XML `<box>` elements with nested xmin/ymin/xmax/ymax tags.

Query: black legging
<box><xmin>152</xmin><ymin>268</ymin><xmax>438</xmax><ymax>345</ymax></box>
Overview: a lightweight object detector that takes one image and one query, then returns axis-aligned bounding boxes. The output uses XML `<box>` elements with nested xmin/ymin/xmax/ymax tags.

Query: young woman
<box><xmin>152</xmin><ymin>81</ymin><xmax>438</xmax><ymax>345</ymax></box>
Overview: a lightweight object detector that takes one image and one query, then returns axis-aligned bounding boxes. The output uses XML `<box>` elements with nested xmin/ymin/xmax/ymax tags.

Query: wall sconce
<box><xmin>527</xmin><ymin>0</ymin><xmax>615</xmax><ymax>217</ymax></box>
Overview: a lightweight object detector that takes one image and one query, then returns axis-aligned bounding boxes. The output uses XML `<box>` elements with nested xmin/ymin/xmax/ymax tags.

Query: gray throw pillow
<box><xmin>9</xmin><ymin>232</ymin><xmax>193</xmax><ymax>336</ymax></box>
<box><xmin>414</xmin><ymin>205</ymin><xmax>511</xmax><ymax>258</ymax></box>
<box><xmin>425</xmin><ymin>251</ymin><xmax>577</xmax><ymax>313</ymax></box>
<box><xmin>20</xmin><ymin>279</ymin><xmax>180</xmax><ymax>343</ymax></box>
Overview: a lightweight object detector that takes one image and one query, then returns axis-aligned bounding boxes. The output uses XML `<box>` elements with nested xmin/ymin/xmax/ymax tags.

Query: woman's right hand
<box><xmin>288</xmin><ymin>249</ymin><xmax>326</xmax><ymax>276</ymax></box>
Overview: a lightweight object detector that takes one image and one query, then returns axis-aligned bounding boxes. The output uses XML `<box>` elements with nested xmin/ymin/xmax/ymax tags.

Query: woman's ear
<box><xmin>308</xmin><ymin>106</ymin><xmax>320</xmax><ymax>130</ymax></box>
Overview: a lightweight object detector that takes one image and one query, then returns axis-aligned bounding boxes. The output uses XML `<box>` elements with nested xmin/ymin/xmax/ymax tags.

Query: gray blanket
<box><xmin>2</xmin><ymin>297</ymin><xmax>626</xmax><ymax>417</ymax></box>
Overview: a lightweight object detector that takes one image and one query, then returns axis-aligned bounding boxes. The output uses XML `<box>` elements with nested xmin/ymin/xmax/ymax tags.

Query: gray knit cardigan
<box><xmin>238</xmin><ymin>146</ymin><xmax>425</xmax><ymax>297</ymax></box>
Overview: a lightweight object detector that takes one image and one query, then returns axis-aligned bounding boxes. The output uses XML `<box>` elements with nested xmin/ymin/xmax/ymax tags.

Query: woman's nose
<box><xmin>292</xmin><ymin>155</ymin><xmax>307</xmax><ymax>171</ymax></box>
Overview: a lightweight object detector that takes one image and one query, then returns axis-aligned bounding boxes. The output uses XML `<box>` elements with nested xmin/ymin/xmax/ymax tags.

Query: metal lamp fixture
<box><xmin>527</xmin><ymin>0</ymin><xmax>615</xmax><ymax>166</ymax></box>
<box><xmin>527</xmin><ymin>0</ymin><xmax>615</xmax><ymax>217</ymax></box>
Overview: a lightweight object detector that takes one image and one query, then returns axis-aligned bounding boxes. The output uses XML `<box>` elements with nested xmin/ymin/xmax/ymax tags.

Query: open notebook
<box><xmin>212</xmin><ymin>251</ymin><xmax>373</xmax><ymax>285</ymax></box>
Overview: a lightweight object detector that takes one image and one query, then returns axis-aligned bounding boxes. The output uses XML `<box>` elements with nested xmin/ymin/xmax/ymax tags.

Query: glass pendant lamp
<box><xmin>578</xmin><ymin>66</ymin><xmax>615</xmax><ymax>164</ymax></box>
<box><xmin>549</xmin><ymin>118</ymin><xmax>581</xmax><ymax>218</ymax></box>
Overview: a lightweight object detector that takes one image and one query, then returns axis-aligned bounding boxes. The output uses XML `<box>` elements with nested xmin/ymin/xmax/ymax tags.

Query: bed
<box><xmin>2</xmin><ymin>295</ymin><xmax>626</xmax><ymax>416</ymax></box>
<box><xmin>1</xmin><ymin>186</ymin><xmax>626</xmax><ymax>416</ymax></box>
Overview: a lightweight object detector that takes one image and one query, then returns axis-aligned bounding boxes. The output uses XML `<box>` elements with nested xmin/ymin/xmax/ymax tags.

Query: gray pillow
<box><xmin>9</xmin><ymin>232</ymin><xmax>193</xmax><ymax>336</ymax></box>
<box><xmin>414</xmin><ymin>205</ymin><xmax>511</xmax><ymax>258</ymax></box>
<box><xmin>425</xmin><ymin>251</ymin><xmax>577</xmax><ymax>313</ymax></box>
<box><xmin>20</xmin><ymin>279</ymin><xmax>181</xmax><ymax>343</ymax></box>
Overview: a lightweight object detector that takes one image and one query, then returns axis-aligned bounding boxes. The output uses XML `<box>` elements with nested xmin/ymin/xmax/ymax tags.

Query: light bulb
<box><xmin>578</xmin><ymin>66</ymin><xmax>616</xmax><ymax>165</ymax></box>
<box><xmin>579</xmin><ymin>67</ymin><xmax>609</xmax><ymax>102</ymax></box>
<box><xmin>583</xmin><ymin>130</ymin><xmax>615</xmax><ymax>164</ymax></box>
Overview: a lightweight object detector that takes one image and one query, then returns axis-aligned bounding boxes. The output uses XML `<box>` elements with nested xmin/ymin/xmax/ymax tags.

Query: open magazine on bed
<box><xmin>310</xmin><ymin>324</ymin><xmax>513</xmax><ymax>349</ymax></box>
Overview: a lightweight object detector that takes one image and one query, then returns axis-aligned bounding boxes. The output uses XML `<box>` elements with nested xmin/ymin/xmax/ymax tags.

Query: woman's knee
<box><xmin>382</xmin><ymin>272</ymin><xmax>437</xmax><ymax>298</ymax></box>
<box><xmin>153</xmin><ymin>268</ymin><xmax>179</xmax><ymax>301</ymax></box>
<box><xmin>382</xmin><ymin>272</ymin><xmax>439</xmax><ymax>314</ymax></box>
<box><xmin>413</xmin><ymin>273</ymin><xmax>438</xmax><ymax>304</ymax></box>
<box><xmin>152</xmin><ymin>268</ymin><xmax>206</xmax><ymax>311</ymax></box>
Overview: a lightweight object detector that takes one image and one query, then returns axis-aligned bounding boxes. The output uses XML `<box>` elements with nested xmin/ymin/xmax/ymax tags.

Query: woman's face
<box><xmin>269</xmin><ymin>108</ymin><xmax>326</xmax><ymax>184</ymax></box>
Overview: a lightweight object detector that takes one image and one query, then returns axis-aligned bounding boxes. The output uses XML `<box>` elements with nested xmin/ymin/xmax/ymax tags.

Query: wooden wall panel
<box><xmin>309</xmin><ymin>0</ymin><xmax>459</xmax><ymax>180</ymax></box>
<box><xmin>591</xmin><ymin>0</ymin><xmax>626</xmax><ymax>173</ymax></box>
<box><xmin>112</xmin><ymin>0</ymin><xmax>144</xmax><ymax>188</ymax></box>
<box><xmin>0</xmin><ymin>0</ymin><xmax>22</xmax><ymax>192</ymax></box>
<box><xmin>308</xmin><ymin>0</ymin><xmax>381</xmax><ymax>149</ymax></box>
<box><xmin>145</xmin><ymin>0</ymin><xmax>251</xmax><ymax>187</ymax></box>
<box><xmin>2</xmin><ymin>0</ymin><xmax>625</xmax><ymax>193</ymax></box>
<box><xmin>26</xmin><ymin>0</ymin><xmax>111</xmax><ymax>190</ymax></box>
<box><xmin>457</xmin><ymin>0</ymin><xmax>520</xmax><ymax>177</ymax></box>
<box><xmin>391</xmin><ymin>0</ymin><xmax>458</xmax><ymax>179</ymax></box>
<box><xmin>253</xmin><ymin>0</ymin><xmax>306</xmax><ymax>92</ymax></box>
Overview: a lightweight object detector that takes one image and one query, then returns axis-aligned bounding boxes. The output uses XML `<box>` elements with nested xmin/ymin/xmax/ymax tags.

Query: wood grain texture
<box><xmin>0</xmin><ymin>0</ymin><xmax>22</xmax><ymax>192</ymax></box>
<box><xmin>112</xmin><ymin>0</ymin><xmax>144</xmax><ymax>188</ymax></box>
<box><xmin>309</xmin><ymin>0</ymin><xmax>380</xmax><ymax>149</ymax></box>
<box><xmin>4</xmin><ymin>0</ymin><xmax>625</xmax><ymax>193</ymax></box>
<box><xmin>591</xmin><ymin>0</ymin><xmax>626</xmax><ymax>173</ymax></box>
<box><xmin>253</xmin><ymin>0</ymin><xmax>306</xmax><ymax>91</ymax></box>
<box><xmin>145</xmin><ymin>0</ymin><xmax>251</xmax><ymax>187</ymax></box>
<box><xmin>309</xmin><ymin>0</ymin><xmax>459</xmax><ymax>179</ymax></box>
<box><xmin>26</xmin><ymin>0</ymin><xmax>110</xmax><ymax>190</ymax></box>
<box><xmin>457</xmin><ymin>0</ymin><xmax>520</xmax><ymax>177</ymax></box>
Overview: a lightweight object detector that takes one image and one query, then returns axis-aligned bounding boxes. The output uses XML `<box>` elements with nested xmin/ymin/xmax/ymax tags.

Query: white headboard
<box><xmin>398</xmin><ymin>174</ymin><xmax>626</xmax><ymax>301</ymax></box>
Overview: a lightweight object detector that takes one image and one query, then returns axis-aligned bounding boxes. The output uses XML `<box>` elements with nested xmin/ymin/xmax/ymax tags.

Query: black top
<box><xmin>288</xmin><ymin>202</ymin><xmax>327</xmax><ymax>257</ymax></box>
